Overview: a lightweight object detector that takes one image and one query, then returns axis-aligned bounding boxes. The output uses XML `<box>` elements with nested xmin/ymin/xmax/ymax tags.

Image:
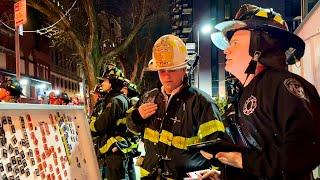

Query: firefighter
<box><xmin>0</xmin><ymin>78</ymin><xmax>23</xmax><ymax>103</ymax></box>
<box><xmin>89</xmin><ymin>64</ymin><xmax>135</xmax><ymax>180</ymax></box>
<box><xmin>58</xmin><ymin>92</ymin><xmax>70</xmax><ymax>105</ymax></box>
<box><xmin>121</xmin><ymin>79</ymin><xmax>142</xmax><ymax>167</ymax></box>
<box><xmin>201</xmin><ymin>4</ymin><xmax>320</xmax><ymax>180</ymax></box>
<box><xmin>126</xmin><ymin>34</ymin><xmax>225</xmax><ymax>179</ymax></box>
<box><xmin>88</xmin><ymin>83</ymin><xmax>108</xmax><ymax>178</ymax></box>
<box><xmin>48</xmin><ymin>91</ymin><xmax>59</xmax><ymax>105</ymax></box>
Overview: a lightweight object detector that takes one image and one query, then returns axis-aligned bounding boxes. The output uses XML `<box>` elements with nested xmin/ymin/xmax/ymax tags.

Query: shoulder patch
<box><xmin>283</xmin><ymin>78</ymin><xmax>309</xmax><ymax>101</ymax></box>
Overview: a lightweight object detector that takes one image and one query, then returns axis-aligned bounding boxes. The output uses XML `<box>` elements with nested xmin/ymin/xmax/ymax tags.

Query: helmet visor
<box><xmin>210</xmin><ymin>20</ymin><xmax>247</xmax><ymax>50</ymax></box>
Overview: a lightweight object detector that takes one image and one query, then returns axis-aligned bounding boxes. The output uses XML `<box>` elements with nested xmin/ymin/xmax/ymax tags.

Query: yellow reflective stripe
<box><xmin>273</xmin><ymin>15</ymin><xmax>284</xmax><ymax>25</ymax></box>
<box><xmin>186</xmin><ymin>136</ymin><xmax>200</xmax><ymax>145</ymax></box>
<box><xmin>144</xmin><ymin>128</ymin><xmax>200</xmax><ymax>150</ymax></box>
<box><xmin>126</xmin><ymin>106</ymin><xmax>136</xmax><ymax>114</ymax></box>
<box><xmin>172</xmin><ymin>136</ymin><xmax>186</xmax><ymax>149</ymax></box>
<box><xmin>116</xmin><ymin>117</ymin><xmax>127</xmax><ymax>126</ymax></box>
<box><xmin>211</xmin><ymin>165</ymin><xmax>220</xmax><ymax>170</ymax></box>
<box><xmin>198</xmin><ymin>120</ymin><xmax>225</xmax><ymax>139</ymax></box>
<box><xmin>121</xmin><ymin>142</ymin><xmax>139</xmax><ymax>154</ymax></box>
<box><xmin>89</xmin><ymin>118</ymin><xmax>97</xmax><ymax>132</ymax></box>
<box><xmin>172</xmin><ymin>136</ymin><xmax>200</xmax><ymax>149</ymax></box>
<box><xmin>131</xmin><ymin>143</ymin><xmax>138</xmax><ymax>149</ymax></box>
<box><xmin>99</xmin><ymin>137</ymin><xmax>117</xmax><ymax>154</ymax></box>
<box><xmin>143</xmin><ymin>128</ymin><xmax>159</xmax><ymax>143</ymax></box>
<box><xmin>159</xmin><ymin>130</ymin><xmax>173</xmax><ymax>146</ymax></box>
<box><xmin>255</xmin><ymin>10</ymin><xmax>268</xmax><ymax>18</ymax></box>
<box><xmin>99</xmin><ymin>136</ymin><xmax>126</xmax><ymax>154</ymax></box>
<box><xmin>120</xmin><ymin>147</ymin><xmax>131</xmax><ymax>153</ymax></box>
<box><xmin>140</xmin><ymin>167</ymin><xmax>150</xmax><ymax>177</ymax></box>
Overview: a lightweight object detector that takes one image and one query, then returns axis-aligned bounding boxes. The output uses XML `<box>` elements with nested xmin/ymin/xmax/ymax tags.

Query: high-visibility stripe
<box><xmin>255</xmin><ymin>10</ymin><xmax>268</xmax><ymax>18</ymax></box>
<box><xmin>89</xmin><ymin>117</ymin><xmax>97</xmax><ymax>132</ymax></box>
<box><xmin>126</xmin><ymin>106</ymin><xmax>136</xmax><ymax>114</ymax></box>
<box><xmin>143</xmin><ymin>129</ymin><xmax>199</xmax><ymax>150</ymax></box>
<box><xmin>198</xmin><ymin>120</ymin><xmax>225</xmax><ymax>139</ymax></box>
<box><xmin>211</xmin><ymin>165</ymin><xmax>220</xmax><ymax>170</ymax></box>
<box><xmin>143</xmin><ymin>120</ymin><xmax>224</xmax><ymax>150</ymax></box>
<box><xmin>144</xmin><ymin>128</ymin><xmax>159</xmax><ymax>143</ymax></box>
<box><xmin>116</xmin><ymin>117</ymin><xmax>127</xmax><ymax>126</ymax></box>
<box><xmin>159</xmin><ymin>130</ymin><xmax>173</xmax><ymax>146</ymax></box>
<box><xmin>99</xmin><ymin>136</ymin><xmax>126</xmax><ymax>154</ymax></box>
<box><xmin>273</xmin><ymin>15</ymin><xmax>284</xmax><ymax>25</ymax></box>
<box><xmin>140</xmin><ymin>167</ymin><xmax>150</xmax><ymax>177</ymax></box>
<box><xmin>120</xmin><ymin>142</ymin><xmax>139</xmax><ymax>154</ymax></box>
<box><xmin>172</xmin><ymin>136</ymin><xmax>199</xmax><ymax>150</ymax></box>
<box><xmin>255</xmin><ymin>9</ymin><xmax>285</xmax><ymax>25</ymax></box>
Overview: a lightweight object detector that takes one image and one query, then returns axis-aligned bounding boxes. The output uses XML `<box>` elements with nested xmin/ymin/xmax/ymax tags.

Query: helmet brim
<box><xmin>210</xmin><ymin>20</ymin><xmax>247</xmax><ymax>50</ymax></box>
<box><xmin>145</xmin><ymin>60</ymin><xmax>190</xmax><ymax>71</ymax></box>
<box><xmin>145</xmin><ymin>54</ymin><xmax>196</xmax><ymax>72</ymax></box>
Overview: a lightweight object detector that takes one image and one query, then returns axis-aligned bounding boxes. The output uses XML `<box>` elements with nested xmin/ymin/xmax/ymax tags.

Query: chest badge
<box><xmin>243</xmin><ymin>95</ymin><xmax>257</xmax><ymax>115</ymax></box>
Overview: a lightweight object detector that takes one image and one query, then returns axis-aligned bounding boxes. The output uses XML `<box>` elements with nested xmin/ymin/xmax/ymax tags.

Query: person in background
<box><xmin>201</xmin><ymin>4</ymin><xmax>320</xmax><ymax>180</ymax></box>
<box><xmin>58</xmin><ymin>92</ymin><xmax>71</xmax><ymax>105</ymax></box>
<box><xmin>88</xmin><ymin>83</ymin><xmax>108</xmax><ymax>178</ymax></box>
<box><xmin>126</xmin><ymin>34</ymin><xmax>225</xmax><ymax>179</ymax></box>
<box><xmin>0</xmin><ymin>78</ymin><xmax>23</xmax><ymax>103</ymax></box>
<box><xmin>90</xmin><ymin>64</ymin><xmax>136</xmax><ymax>180</ymax></box>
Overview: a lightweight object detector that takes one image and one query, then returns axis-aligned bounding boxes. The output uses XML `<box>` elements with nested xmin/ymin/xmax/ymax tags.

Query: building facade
<box><xmin>0</xmin><ymin>4</ymin><xmax>82</xmax><ymax>103</ymax></box>
<box><xmin>171</xmin><ymin>0</ymin><xmax>194</xmax><ymax>42</ymax></box>
<box><xmin>49</xmin><ymin>48</ymin><xmax>82</xmax><ymax>102</ymax></box>
<box><xmin>0</xmin><ymin>6</ymin><xmax>51</xmax><ymax>103</ymax></box>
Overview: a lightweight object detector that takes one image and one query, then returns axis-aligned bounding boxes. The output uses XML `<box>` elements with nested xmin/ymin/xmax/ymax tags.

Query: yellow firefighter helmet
<box><xmin>146</xmin><ymin>34</ymin><xmax>191</xmax><ymax>71</ymax></box>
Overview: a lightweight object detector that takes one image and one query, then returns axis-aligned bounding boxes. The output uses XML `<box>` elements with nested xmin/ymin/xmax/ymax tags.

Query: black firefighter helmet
<box><xmin>97</xmin><ymin>63</ymin><xmax>126</xmax><ymax>91</ymax></box>
<box><xmin>0</xmin><ymin>78</ymin><xmax>23</xmax><ymax>97</ymax></box>
<box><xmin>123</xmin><ymin>79</ymin><xmax>140</xmax><ymax>98</ymax></box>
<box><xmin>211</xmin><ymin>4</ymin><xmax>305</xmax><ymax>70</ymax></box>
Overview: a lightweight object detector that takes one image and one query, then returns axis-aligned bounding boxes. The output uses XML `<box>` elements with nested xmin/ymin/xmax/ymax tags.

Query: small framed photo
<box><xmin>6</xmin><ymin>162</ymin><xmax>12</xmax><ymax>172</ymax></box>
<box><xmin>2</xmin><ymin>149</ymin><xmax>8</xmax><ymax>158</ymax></box>
<box><xmin>10</xmin><ymin>156</ymin><xmax>17</xmax><ymax>165</ymax></box>
<box><xmin>11</xmin><ymin>125</ymin><xmax>15</xmax><ymax>134</ymax></box>
<box><xmin>7</xmin><ymin>116</ymin><xmax>12</xmax><ymax>124</ymax></box>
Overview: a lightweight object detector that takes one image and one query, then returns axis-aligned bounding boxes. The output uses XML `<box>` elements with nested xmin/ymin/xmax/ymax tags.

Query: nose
<box><xmin>223</xmin><ymin>47</ymin><xmax>230</xmax><ymax>55</ymax></box>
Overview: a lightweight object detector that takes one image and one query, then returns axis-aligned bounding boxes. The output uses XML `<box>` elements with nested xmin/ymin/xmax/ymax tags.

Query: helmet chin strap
<box><xmin>188</xmin><ymin>53</ymin><xmax>200</xmax><ymax>73</ymax></box>
<box><xmin>243</xmin><ymin>51</ymin><xmax>261</xmax><ymax>85</ymax></box>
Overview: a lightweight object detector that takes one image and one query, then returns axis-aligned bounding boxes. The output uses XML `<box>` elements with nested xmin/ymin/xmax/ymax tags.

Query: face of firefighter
<box><xmin>158</xmin><ymin>68</ymin><xmax>186</xmax><ymax>94</ymax></box>
<box><xmin>101</xmin><ymin>78</ymin><xmax>112</xmax><ymax>92</ymax></box>
<box><xmin>223</xmin><ymin>30</ymin><xmax>252</xmax><ymax>83</ymax></box>
<box><xmin>121</xmin><ymin>86</ymin><xmax>129</xmax><ymax>96</ymax></box>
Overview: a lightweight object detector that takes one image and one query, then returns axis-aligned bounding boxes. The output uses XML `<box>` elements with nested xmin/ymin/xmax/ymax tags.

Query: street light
<box><xmin>196</xmin><ymin>23</ymin><xmax>213</xmax><ymax>88</ymax></box>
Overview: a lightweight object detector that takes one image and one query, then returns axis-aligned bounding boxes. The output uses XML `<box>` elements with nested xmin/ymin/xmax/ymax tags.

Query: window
<box><xmin>60</xmin><ymin>78</ymin><xmax>63</xmax><ymax>88</ymax></box>
<box><xmin>45</xmin><ymin>66</ymin><xmax>49</xmax><ymax>80</ymax></box>
<box><xmin>0</xmin><ymin>53</ymin><xmax>6</xmax><ymax>69</ymax></box>
<box><xmin>29</xmin><ymin>62</ymin><xmax>34</xmax><ymax>76</ymax></box>
<box><xmin>20</xmin><ymin>59</ymin><xmax>25</xmax><ymax>74</ymax></box>
<box><xmin>30</xmin><ymin>85</ymin><xmax>36</xmax><ymax>99</ymax></box>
